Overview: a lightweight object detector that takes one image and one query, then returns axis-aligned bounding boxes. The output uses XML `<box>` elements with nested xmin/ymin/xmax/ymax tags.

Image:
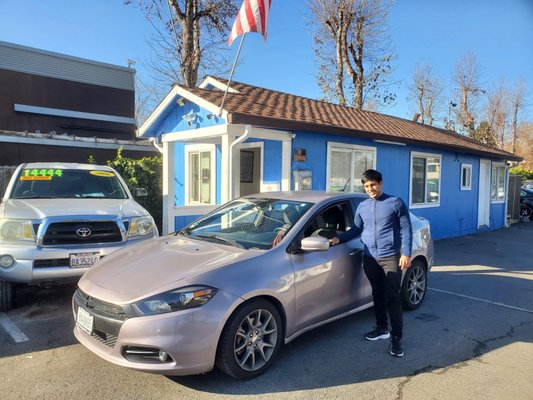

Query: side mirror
<box><xmin>300</xmin><ymin>236</ymin><xmax>330</xmax><ymax>252</ymax></box>
<box><xmin>132</xmin><ymin>187</ymin><xmax>148</xmax><ymax>197</ymax></box>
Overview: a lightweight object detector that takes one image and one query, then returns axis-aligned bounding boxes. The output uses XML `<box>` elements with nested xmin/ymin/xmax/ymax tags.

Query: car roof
<box><xmin>21</xmin><ymin>162</ymin><xmax>114</xmax><ymax>171</ymax></box>
<box><xmin>242</xmin><ymin>191</ymin><xmax>367</xmax><ymax>204</ymax></box>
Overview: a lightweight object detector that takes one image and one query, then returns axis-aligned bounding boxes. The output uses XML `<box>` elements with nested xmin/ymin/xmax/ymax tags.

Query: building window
<box><xmin>185</xmin><ymin>145</ymin><xmax>215</xmax><ymax>205</ymax></box>
<box><xmin>461</xmin><ymin>164</ymin><xmax>472</xmax><ymax>190</ymax></box>
<box><xmin>491</xmin><ymin>163</ymin><xmax>506</xmax><ymax>202</ymax></box>
<box><xmin>410</xmin><ymin>152</ymin><xmax>441</xmax><ymax>207</ymax></box>
<box><xmin>327</xmin><ymin>142</ymin><xmax>376</xmax><ymax>193</ymax></box>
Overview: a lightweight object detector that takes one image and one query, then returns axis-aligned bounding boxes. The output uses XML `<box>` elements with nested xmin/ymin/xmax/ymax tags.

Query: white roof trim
<box><xmin>138</xmin><ymin>86</ymin><xmax>180</xmax><ymax>137</ymax></box>
<box><xmin>138</xmin><ymin>84</ymin><xmax>229</xmax><ymax>138</ymax></box>
<box><xmin>162</xmin><ymin>125</ymin><xmax>227</xmax><ymax>143</ymax></box>
<box><xmin>15</xmin><ymin>104</ymin><xmax>135</xmax><ymax>124</ymax></box>
<box><xmin>199</xmin><ymin>76</ymin><xmax>239</xmax><ymax>93</ymax></box>
<box><xmin>162</xmin><ymin>124</ymin><xmax>293</xmax><ymax>143</ymax></box>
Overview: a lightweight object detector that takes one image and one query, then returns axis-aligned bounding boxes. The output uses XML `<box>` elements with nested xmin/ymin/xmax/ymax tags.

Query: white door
<box><xmin>478</xmin><ymin>159</ymin><xmax>491</xmax><ymax>227</ymax></box>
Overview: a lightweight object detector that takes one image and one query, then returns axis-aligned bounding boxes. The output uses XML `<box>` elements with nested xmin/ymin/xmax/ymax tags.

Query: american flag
<box><xmin>228</xmin><ymin>0</ymin><xmax>272</xmax><ymax>46</ymax></box>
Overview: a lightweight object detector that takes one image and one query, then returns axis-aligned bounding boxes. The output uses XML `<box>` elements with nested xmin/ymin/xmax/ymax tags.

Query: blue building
<box><xmin>139</xmin><ymin>76</ymin><xmax>521</xmax><ymax>239</ymax></box>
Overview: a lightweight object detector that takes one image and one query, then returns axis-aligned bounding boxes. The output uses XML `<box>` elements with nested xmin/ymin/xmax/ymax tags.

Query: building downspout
<box><xmin>228</xmin><ymin>125</ymin><xmax>251</xmax><ymax>200</ymax></box>
<box><xmin>149</xmin><ymin>137</ymin><xmax>164</xmax><ymax>154</ymax></box>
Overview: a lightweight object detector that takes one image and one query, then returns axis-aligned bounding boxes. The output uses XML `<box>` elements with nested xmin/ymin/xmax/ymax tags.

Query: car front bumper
<box><xmin>72</xmin><ymin>288</ymin><xmax>243</xmax><ymax>376</ymax></box>
<box><xmin>0</xmin><ymin>238</ymin><xmax>154</xmax><ymax>284</ymax></box>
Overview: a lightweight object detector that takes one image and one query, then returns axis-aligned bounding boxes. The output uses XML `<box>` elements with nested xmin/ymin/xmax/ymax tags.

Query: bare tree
<box><xmin>125</xmin><ymin>0</ymin><xmax>238</xmax><ymax>87</ymax></box>
<box><xmin>453</xmin><ymin>52</ymin><xmax>485</xmax><ymax>137</ymax></box>
<box><xmin>407</xmin><ymin>62</ymin><xmax>443</xmax><ymax>126</ymax></box>
<box><xmin>135</xmin><ymin>74</ymin><xmax>167</xmax><ymax>125</ymax></box>
<box><xmin>510</xmin><ymin>79</ymin><xmax>527</xmax><ymax>154</ymax></box>
<box><xmin>485</xmin><ymin>80</ymin><xmax>509</xmax><ymax>148</ymax></box>
<box><xmin>309</xmin><ymin>0</ymin><xmax>395</xmax><ymax>110</ymax></box>
<box><xmin>518</xmin><ymin>123</ymin><xmax>533</xmax><ymax>170</ymax></box>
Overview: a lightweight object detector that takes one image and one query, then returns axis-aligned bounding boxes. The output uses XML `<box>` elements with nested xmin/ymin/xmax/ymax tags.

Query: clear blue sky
<box><xmin>1</xmin><ymin>0</ymin><xmax>532</xmax><ymax>123</ymax></box>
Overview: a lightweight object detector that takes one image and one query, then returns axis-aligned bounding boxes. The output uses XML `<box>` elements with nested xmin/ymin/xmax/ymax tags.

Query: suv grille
<box><xmin>42</xmin><ymin>221</ymin><xmax>122</xmax><ymax>246</ymax></box>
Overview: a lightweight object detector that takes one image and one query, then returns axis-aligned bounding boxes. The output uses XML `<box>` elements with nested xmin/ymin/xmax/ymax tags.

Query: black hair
<box><xmin>361</xmin><ymin>169</ymin><xmax>383</xmax><ymax>184</ymax></box>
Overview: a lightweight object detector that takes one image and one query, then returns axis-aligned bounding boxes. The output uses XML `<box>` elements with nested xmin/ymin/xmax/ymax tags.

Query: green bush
<box><xmin>509</xmin><ymin>166</ymin><xmax>533</xmax><ymax>181</ymax></box>
<box><xmin>90</xmin><ymin>148</ymin><xmax>163</xmax><ymax>234</ymax></box>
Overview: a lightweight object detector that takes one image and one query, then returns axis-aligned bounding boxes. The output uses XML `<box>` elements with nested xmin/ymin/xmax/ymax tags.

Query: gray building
<box><xmin>0</xmin><ymin>41</ymin><xmax>157</xmax><ymax>165</ymax></box>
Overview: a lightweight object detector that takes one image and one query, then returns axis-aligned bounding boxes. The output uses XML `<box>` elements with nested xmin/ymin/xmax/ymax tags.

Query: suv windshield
<box><xmin>180</xmin><ymin>198</ymin><xmax>314</xmax><ymax>250</ymax></box>
<box><xmin>10</xmin><ymin>168</ymin><xmax>129</xmax><ymax>199</ymax></box>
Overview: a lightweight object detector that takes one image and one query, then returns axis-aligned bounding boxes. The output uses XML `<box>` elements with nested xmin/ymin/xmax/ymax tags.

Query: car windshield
<box><xmin>180</xmin><ymin>198</ymin><xmax>314</xmax><ymax>250</ymax></box>
<box><xmin>10</xmin><ymin>167</ymin><xmax>129</xmax><ymax>199</ymax></box>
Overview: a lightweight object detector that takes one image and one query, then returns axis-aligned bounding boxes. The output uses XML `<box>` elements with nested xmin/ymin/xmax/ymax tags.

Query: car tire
<box><xmin>401</xmin><ymin>260</ymin><xmax>427</xmax><ymax>310</ymax></box>
<box><xmin>216</xmin><ymin>298</ymin><xmax>283</xmax><ymax>379</ymax></box>
<box><xmin>0</xmin><ymin>280</ymin><xmax>14</xmax><ymax>312</ymax></box>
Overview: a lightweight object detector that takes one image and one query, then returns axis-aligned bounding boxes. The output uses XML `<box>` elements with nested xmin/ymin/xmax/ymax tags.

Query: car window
<box><xmin>181</xmin><ymin>198</ymin><xmax>314</xmax><ymax>250</ymax></box>
<box><xmin>301</xmin><ymin>201</ymin><xmax>354</xmax><ymax>240</ymax></box>
<box><xmin>10</xmin><ymin>168</ymin><xmax>129</xmax><ymax>199</ymax></box>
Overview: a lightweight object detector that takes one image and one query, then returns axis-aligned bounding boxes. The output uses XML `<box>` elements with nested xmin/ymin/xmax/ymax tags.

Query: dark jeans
<box><xmin>363</xmin><ymin>254</ymin><xmax>403</xmax><ymax>338</ymax></box>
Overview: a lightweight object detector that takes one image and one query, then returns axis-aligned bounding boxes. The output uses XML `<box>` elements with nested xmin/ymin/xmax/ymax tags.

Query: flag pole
<box><xmin>218</xmin><ymin>34</ymin><xmax>246</xmax><ymax>117</ymax></box>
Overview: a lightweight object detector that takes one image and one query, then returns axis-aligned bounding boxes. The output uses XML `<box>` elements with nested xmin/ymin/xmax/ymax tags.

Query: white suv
<box><xmin>0</xmin><ymin>162</ymin><xmax>158</xmax><ymax>310</ymax></box>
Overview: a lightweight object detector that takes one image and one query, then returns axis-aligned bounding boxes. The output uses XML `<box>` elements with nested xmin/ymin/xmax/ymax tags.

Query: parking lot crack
<box><xmin>395</xmin><ymin>320</ymin><xmax>533</xmax><ymax>399</ymax></box>
<box><xmin>468</xmin><ymin>320</ymin><xmax>531</xmax><ymax>357</ymax></box>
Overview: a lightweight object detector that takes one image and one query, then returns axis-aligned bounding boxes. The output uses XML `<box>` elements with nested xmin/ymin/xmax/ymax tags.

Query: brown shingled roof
<box><xmin>185</xmin><ymin>77</ymin><xmax>521</xmax><ymax>161</ymax></box>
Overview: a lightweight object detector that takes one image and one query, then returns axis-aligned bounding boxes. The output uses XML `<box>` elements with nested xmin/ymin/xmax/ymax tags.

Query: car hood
<box><xmin>78</xmin><ymin>235</ymin><xmax>259</xmax><ymax>303</ymax></box>
<box><xmin>0</xmin><ymin>198</ymin><xmax>148</xmax><ymax>220</ymax></box>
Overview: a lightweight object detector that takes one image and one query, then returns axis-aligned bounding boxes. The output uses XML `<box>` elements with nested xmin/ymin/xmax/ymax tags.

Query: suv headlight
<box><xmin>128</xmin><ymin>216</ymin><xmax>157</xmax><ymax>238</ymax></box>
<box><xmin>132</xmin><ymin>286</ymin><xmax>218</xmax><ymax>316</ymax></box>
<box><xmin>0</xmin><ymin>219</ymin><xmax>35</xmax><ymax>242</ymax></box>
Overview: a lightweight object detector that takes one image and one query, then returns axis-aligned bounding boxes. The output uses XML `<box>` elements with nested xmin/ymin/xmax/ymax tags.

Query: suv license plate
<box><xmin>77</xmin><ymin>307</ymin><xmax>94</xmax><ymax>334</ymax></box>
<box><xmin>70</xmin><ymin>252</ymin><xmax>100</xmax><ymax>268</ymax></box>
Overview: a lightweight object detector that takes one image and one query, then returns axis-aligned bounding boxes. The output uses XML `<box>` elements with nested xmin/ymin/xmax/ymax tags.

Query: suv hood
<box><xmin>1</xmin><ymin>198</ymin><xmax>148</xmax><ymax>220</ymax></box>
<box><xmin>78</xmin><ymin>235</ymin><xmax>259</xmax><ymax>303</ymax></box>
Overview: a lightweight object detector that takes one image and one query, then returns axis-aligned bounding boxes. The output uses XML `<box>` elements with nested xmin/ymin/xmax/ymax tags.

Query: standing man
<box><xmin>331</xmin><ymin>169</ymin><xmax>412</xmax><ymax>357</ymax></box>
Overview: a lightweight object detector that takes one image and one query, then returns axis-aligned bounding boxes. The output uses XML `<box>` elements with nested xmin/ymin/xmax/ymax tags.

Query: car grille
<box><xmin>75</xmin><ymin>289</ymin><xmax>128</xmax><ymax>321</ymax></box>
<box><xmin>74</xmin><ymin>289</ymin><xmax>132</xmax><ymax>349</ymax></box>
<box><xmin>91</xmin><ymin>330</ymin><xmax>118</xmax><ymax>348</ymax></box>
<box><xmin>33</xmin><ymin>256</ymin><xmax>105</xmax><ymax>269</ymax></box>
<box><xmin>33</xmin><ymin>258</ymin><xmax>70</xmax><ymax>268</ymax></box>
<box><xmin>42</xmin><ymin>221</ymin><xmax>122</xmax><ymax>246</ymax></box>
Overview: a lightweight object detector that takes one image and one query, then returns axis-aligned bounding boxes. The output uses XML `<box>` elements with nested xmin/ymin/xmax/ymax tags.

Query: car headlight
<box><xmin>0</xmin><ymin>219</ymin><xmax>35</xmax><ymax>242</ymax></box>
<box><xmin>128</xmin><ymin>216</ymin><xmax>157</xmax><ymax>238</ymax></box>
<box><xmin>131</xmin><ymin>286</ymin><xmax>218</xmax><ymax>316</ymax></box>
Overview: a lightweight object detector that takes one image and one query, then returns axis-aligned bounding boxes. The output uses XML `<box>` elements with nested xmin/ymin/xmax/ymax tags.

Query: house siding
<box><xmin>289</xmin><ymin>131</ymin><xmax>505</xmax><ymax>240</ymax></box>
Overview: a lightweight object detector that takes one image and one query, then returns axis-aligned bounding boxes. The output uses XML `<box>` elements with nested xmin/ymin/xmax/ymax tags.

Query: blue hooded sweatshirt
<box><xmin>338</xmin><ymin>193</ymin><xmax>413</xmax><ymax>259</ymax></box>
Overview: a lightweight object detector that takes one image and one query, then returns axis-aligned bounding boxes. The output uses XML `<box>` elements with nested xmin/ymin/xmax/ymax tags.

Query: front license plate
<box><xmin>70</xmin><ymin>252</ymin><xmax>100</xmax><ymax>268</ymax></box>
<box><xmin>77</xmin><ymin>307</ymin><xmax>94</xmax><ymax>335</ymax></box>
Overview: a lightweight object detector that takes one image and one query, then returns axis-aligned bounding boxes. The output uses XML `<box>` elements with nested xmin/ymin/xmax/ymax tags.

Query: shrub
<box><xmin>90</xmin><ymin>148</ymin><xmax>163</xmax><ymax>234</ymax></box>
<box><xmin>509</xmin><ymin>166</ymin><xmax>533</xmax><ymax>181</ymax></box>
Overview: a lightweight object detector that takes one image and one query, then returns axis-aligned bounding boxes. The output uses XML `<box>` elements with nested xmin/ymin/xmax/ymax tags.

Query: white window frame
<box><xmin>409</xmin><ymin>151</ymin><xmax>442</xmax><ymax>208</ymax></box>
<box><xmin>460</xmin><ymin>164</ymin><xmax>472</xmax><ymax>191</ymax></box>
<box><xmin>184</xmin><ymin>143</ymin><xmax>216</xmax><ymax>206</ymax></box>
<box><xmin>490</xmin><ymin>162</ymin><xmax>507</xmax><ymax>203</ymax></box>
<box><xmin>326</xmin><ymin>141</ymin><xmax>377</xmax><ymax>193</ymax></box>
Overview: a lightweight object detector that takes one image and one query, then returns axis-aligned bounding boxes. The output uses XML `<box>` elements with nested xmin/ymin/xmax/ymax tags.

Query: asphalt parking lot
<box><xmin>1</xmin><ymin>222</ymin><xmax>532</xmax><ymax>400</ymax></box>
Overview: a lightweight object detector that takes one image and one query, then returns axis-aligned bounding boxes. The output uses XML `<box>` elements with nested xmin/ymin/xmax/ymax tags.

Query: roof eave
<box><xmin>227</xmin><ymin>112</ymin><xmax>523</xmax><ymax>162</ymax></box>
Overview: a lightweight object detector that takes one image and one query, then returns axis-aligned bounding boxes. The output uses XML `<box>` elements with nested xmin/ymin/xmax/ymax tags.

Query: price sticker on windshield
<box><xmin>90</xmin><ymin>171</ymin><xmax>115</xmax><ymax>177</ymax></box>
<box><xmin>20</xmin><ymin>169</ymin><xmax>63</xmax><ymax>180</ymax></box>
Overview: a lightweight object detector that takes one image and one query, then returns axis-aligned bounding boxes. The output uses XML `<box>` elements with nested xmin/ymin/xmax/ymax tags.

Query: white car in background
<box><xmin>0</xmin><ymin>162</ymin><xmax>158</xmax><ymax>311</ymax></box>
